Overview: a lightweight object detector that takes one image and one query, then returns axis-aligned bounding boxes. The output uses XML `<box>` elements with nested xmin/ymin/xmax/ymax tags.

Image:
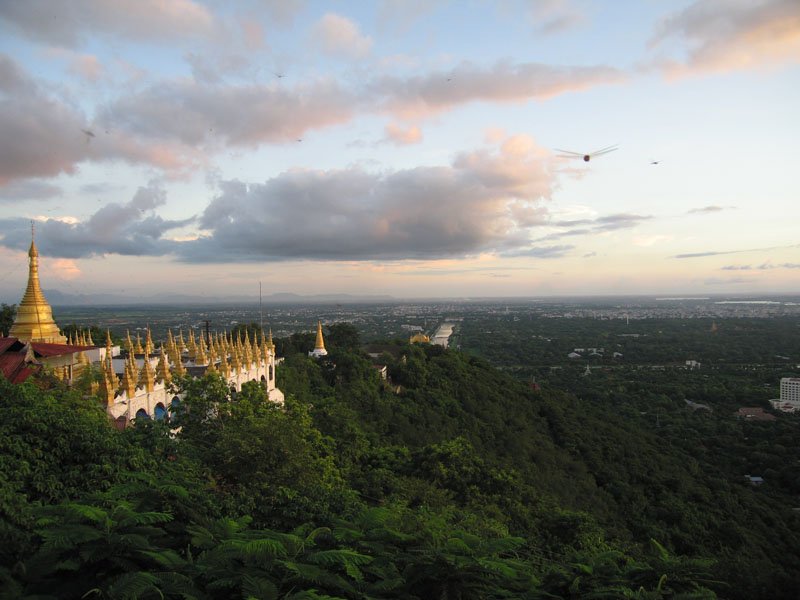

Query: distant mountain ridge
<box><xmin>39</xmin><ymin>289</ymin><xmax>397</xmax><ymax>306</ymax></box>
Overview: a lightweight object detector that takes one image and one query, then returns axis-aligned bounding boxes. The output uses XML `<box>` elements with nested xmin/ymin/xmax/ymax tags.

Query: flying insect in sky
<box><xmin>556</xmin><ymin>144</ymin><xmax>618</xmax><ymax>162</ymax></box>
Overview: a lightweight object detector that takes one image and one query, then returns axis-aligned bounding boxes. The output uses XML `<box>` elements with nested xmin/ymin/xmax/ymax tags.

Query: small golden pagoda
<box><xmin>309</xmin><ymin>320</ymin><xmax>328</xmax><ymax>358</ymax></box>
<box><xmin>9</xmin><ymin>225</ymin><xmax>67</xmax><ymax>343</ymax></box>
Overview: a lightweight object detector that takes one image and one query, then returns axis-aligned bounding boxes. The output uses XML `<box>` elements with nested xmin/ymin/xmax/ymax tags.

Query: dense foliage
<box><xmin>1</xmin><ymin>318</ymin><xmax>798</xmax><ymax>598</ymax></box>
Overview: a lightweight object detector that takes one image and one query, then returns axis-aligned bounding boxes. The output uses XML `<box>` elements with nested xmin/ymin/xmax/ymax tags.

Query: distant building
<box><xmin>685</xmin><ymin>360</ymin><xmax>701</xmax><ymax>369</ymax></box>
<box><xmin>735</xmin><ymin>407</ymin><xmax>776</xmax><ymax>422</ymax></box>
<box><xmin>773</xmin><ymin>378</ymin><xmax>800</xmax><ymax>412</ymax></box>
<box><xmin>409</xmin><ymin>333</ymin><xmax>430</xmax><ymax>344</ymax></box>
<box><xmin>309</xmin><ymin>321</ymin><xmax>328</xmax><ymax>358</ymax></box>
<box><xmin>780</xmin><ymin>378</ymin><xmax>800</xmax><ymax>403</ymax></box>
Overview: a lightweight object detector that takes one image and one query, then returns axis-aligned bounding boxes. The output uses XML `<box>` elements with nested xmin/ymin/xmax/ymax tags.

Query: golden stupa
<box><xmin>9</xmin><ymin>225</ymin><xmax>66</xmax><ymax>344</ymax></box>
<box><xmin>314</xmin><ymin>321</ymin><xmax>326</xmax><ymax>352</ymax></box>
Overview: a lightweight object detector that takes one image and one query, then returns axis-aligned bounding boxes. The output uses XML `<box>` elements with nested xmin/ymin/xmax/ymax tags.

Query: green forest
<box><xmin>1</xmin><ymin>322</ymin><xmax>798</xmax><ymax>598</ymax></box>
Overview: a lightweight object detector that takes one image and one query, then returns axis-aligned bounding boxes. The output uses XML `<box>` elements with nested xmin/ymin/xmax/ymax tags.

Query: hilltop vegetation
<box><xmin>0</xmin><ymin>324</ymin><xmax>798</xmax><ymax>598</ymax></box>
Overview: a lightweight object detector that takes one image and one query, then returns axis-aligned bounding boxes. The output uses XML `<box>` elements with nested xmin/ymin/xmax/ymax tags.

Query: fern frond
<box><xmin>243</xmin><ymin>538</ymin><xmax>288</xmax><ymax>563</ymax></box>
<box><xmin>106</xmin><ymin>571</ymin><xmax>160</xmax><ymax>600</ymax></box>
<box><xmin>241</xmin><ymin>574</ymin><xmax>278</xmax><ymax>600</ymax></box>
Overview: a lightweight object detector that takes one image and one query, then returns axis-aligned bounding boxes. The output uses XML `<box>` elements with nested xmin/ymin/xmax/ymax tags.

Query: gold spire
<box><xmin>138</xmin><ymin>354</ymin><xmax>156</xmax><ymax>393</ymax></box>
<box><xmin>314</xmin><ymin>321</ymin><xmax>326</xmax><ymax>351</ymax></box>
<box><xmin>145</xmin><ymin>328</ymin><xmax>154</xmax><ymax>356</ymax></box>
<box><xmin>195</xmin><ymin>335</ymin><xmax>208</xmax><ymax>366</ymax></box>
<box><xmin>97</xmin><ymin>369</ymin><xmax>116</xmax><ymax>406</ymax></box>
<box><xmin>120</xmin><ymin>357</ymin><xmax>136</xmax><ymax>398</ymax></box>
<box><xmin>135</xmin><ymin>332</ymin><xmax>144</xmax><ymax>355</ymax></box>
<box><xmin>187</xmin><ymin>330</ymin><xmax>197</xmax><ymax>360</ymax></box>
<box><xmin>171</xmin><ymin>349</ymin><xmax>186</xmax><ymax>376</ymax></box>
<box><xmin>218</xmin><ymin>348</ymin><xmax>230</xmax><ymax>378</ymax></box>
<box><xmin>9</xmin><ymin>224</ymin><xmax>67</xmax><ymax>343</ymax></box>
<box><xmin>267</xmin><ymin>328</ymin><xmax>275</xmax><ymax>350</ymax></box>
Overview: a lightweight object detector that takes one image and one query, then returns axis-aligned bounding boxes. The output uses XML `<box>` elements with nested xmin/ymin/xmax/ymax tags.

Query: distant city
<box><xmin>51</xmin><ymin>294</ymin><xmax>800</xmax><ymax>344</ymax></box>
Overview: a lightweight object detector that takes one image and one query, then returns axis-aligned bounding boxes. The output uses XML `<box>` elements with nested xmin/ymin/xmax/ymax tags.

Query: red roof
<box><xmin>31</xmin><ymin>341</ymin><xmax>96</xmax><ymax>357</ymax></box>
<box><xmin>0</xmin><ymin>337</ymin><xmax>96</xmax><ymax>384</ymax></box>
<box><xmin>0</xmin><ymin>337</ymin><xmax>19</xmax><ymax>353</ymax></box>
<box><xmin>0</xmin><ymin>353</ymin><xmax>38</xmax><ymax>383</ymax></box>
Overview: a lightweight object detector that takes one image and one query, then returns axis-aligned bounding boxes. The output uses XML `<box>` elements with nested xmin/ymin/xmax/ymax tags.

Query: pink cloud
<box><xmin>384</xmin><ymin>123</ymin><xmax>423</xmax><ymax>145</ymax></box>
<box><xmin>312</xmin><ymin>13</ymin><xmax>372</xmax><ymax>59</ymax></box>
<box><xmin>651</xmin><ymin>0</ymin><xmax>800</xmax><ymax>76</ymax></box>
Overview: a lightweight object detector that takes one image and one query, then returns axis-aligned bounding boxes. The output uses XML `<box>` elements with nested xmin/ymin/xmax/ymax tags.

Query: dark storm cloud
<box><xmin>0</xmin><ymin>182</ymin><xmax>192</xmax><ymax>258</ymax></box>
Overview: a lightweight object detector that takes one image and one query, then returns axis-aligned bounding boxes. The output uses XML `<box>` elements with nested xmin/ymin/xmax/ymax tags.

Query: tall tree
<box><xmin>0</xmin><ymin>303</ymin><xmax>16</xmax><ymax>336</ymax></box>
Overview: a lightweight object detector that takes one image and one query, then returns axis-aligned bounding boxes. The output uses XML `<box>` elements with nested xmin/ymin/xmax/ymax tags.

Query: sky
<box><xmin>0</xmin><ymin>0</ymin><xmax>798</xmax><ymax>301</ymax></box>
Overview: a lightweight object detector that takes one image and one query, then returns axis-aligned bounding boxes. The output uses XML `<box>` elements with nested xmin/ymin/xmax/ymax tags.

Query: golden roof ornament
<box><xmin>8</xmin><ymin>223</ymin><xmax>67</xmax><ymax>343</ymax></box>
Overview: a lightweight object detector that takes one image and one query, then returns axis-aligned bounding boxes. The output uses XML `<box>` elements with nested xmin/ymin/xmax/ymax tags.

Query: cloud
<box><xmin>377</xmin><ymin>0</ymin><xmax>445</xmax><ymax>33</ymax></box>
<box><xmin>501</xmin><ymin>244</ymin><xmax>575</xmax><ymax>258</ymax></box>
<box><xmin>703</xmin><ymin>276</ymin><xmax>750</xmax><ymax>285</ymax></box>
<box><xmin>583</xmin><ymin>251</ymin><xmax>597</xmax><ymax>258</ymax></box>
<box><xmin>0</xmin><ymin>137</ymin><xmax>558</xmax><ymax>264</ymax></box>
<box><xmin>527</xmin><ymin>0</ymin><xmax>585</xmax><ymax>35</ymax></box>
<box><xmin>651</xmin><ymin>0</ymin><xmax>800</xmax><ymax>75</ymax></box>
<box><xmin>0</xmin><ymin>182</ymin><xmax>193</xmax><ymax>258</ymax></box>
<box><xmin>0</xmin><ymin>54</ymin><xmax>207</xmax><ymax>184</ymax></box>
<box><xmin>687</xmin><ymin>205</ymin><xmax>733</xmax><ymax>214</ymax></box>
<box><xmin>0</xmin><ymin>51</ymin><xmax>623</xmax><ymax>182</ymax></box>
<box><xmin>536</xmin><ymin>213</ymin><xmax>652</xmax><ymax>241</ymax></box>
<box><xmin>633</xmin><ymin>234</ymin><xmax>672</xmax><ymax>247</ymax></box>
<box><xmin>674</xmin><ymin>243</ymin><xmax>800</xmax><ymax>258</ymax></box>
<box><xmin>98</xmin><ymin>76</ymin><xmax>357</xmax><ymax>147</ymax></box>
<box><xmin>312</xmin><ymin>13</ymin><xmax>373</xmax><ymax>59</ymax></box>
<box><xmin>0</xmin><ymin>180</ymin><xmax>62</xmax><ymax>200</ymax></box>
<box><xmin>723</xmin><ymin>262</ymin><xmax>800</xmax><ymax>270</ymax></box>
<box><xmin>0</xmin><ymin>54</ymin><xmax>91</xmax><ymax>183</ymax></box>
<box><xmin>176</xmin><ymin>135</ymin><xmax>558</xmax><ymax>262</ymax></box>
<box><xmin>373</xmin><ymin>60</ymin><xmax>625</xmax><ymax>119</ymax></box>
<box><xmin>383</xmin><ymin>123</ymin><xmax>423</xmax><ymax>145</ymax></box>
<box><xmin>0</xmin><ymin>0</ymin><xmax>215</xmax><ymax>47</ymax></box>
<box><xmin>46</xmin><ymin>258</ymin><xmax>82</xmax><ymax>280</ymax></box>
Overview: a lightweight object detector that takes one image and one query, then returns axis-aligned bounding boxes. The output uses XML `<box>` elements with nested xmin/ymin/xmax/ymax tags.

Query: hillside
<box><xmin>0</xmin><ymin>332</ymin><xmax>797</xmax><ymax>598</ymax></box>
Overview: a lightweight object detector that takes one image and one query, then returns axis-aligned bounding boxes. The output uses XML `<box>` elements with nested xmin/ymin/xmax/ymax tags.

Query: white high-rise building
<box><xmin>780</xmin><ymin>378</ymin><xmax>800</xmax><ymax>404</ymax></box>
